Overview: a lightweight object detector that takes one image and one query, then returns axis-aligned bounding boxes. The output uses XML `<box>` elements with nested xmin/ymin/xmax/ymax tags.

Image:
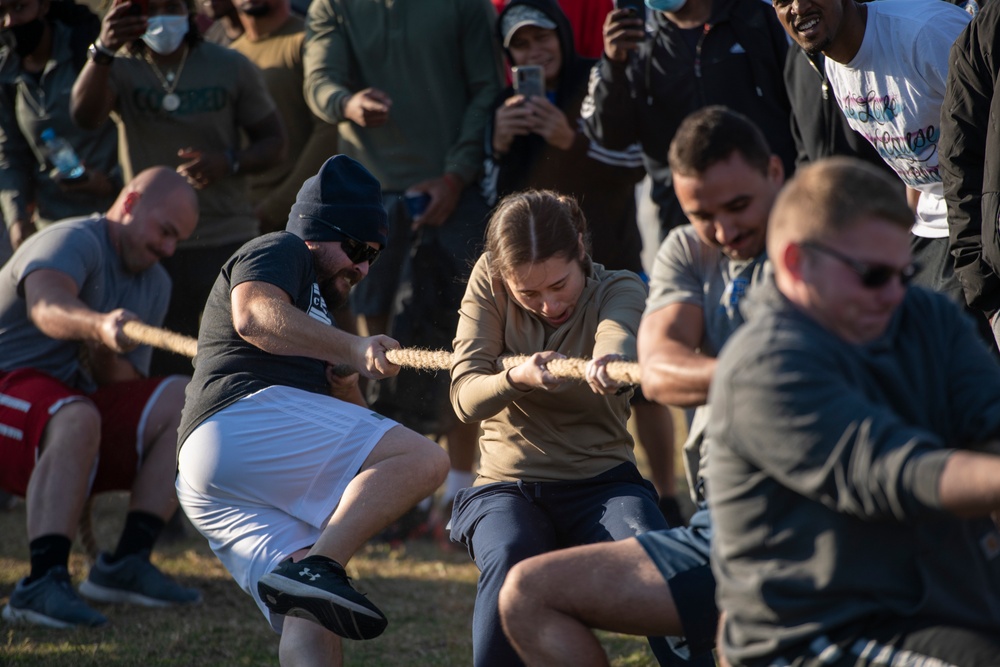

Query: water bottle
<box><xmin>40</xmin><ymin>128</ymin><xmax>85</xmax><ymax>180</ymax></box>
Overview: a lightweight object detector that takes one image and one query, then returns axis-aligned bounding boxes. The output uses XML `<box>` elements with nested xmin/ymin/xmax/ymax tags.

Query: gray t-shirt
<box><xmin>644</xmin><ymin>225</ymin><xmax>771</xmax><ymax>501</ymax></box>
<box><xmin>0</xmin><ymin>215</ymin><xmax>170</xmax><ymax>392</ymax></box>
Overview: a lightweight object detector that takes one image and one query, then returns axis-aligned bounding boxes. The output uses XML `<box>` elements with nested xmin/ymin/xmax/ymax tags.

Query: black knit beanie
<box><xmin>286</xmin><ymin>155</ymin><xmax>389</xmax><ymax>248</ymax></box>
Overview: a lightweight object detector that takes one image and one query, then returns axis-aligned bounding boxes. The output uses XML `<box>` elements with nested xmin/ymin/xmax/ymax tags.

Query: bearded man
<box><xmin>175</xmin><ymin>155</ymin><xmax>448</xmax><ymax>666</ymax></box>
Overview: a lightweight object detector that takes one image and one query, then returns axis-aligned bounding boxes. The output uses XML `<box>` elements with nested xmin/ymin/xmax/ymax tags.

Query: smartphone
<box><xmin>512</xmin><ymin>65</ymin><xmax>545</xmax><ymax>99</ymax></box>
<box><xmin>613</xmin><ymin>0</ymin><xmax>646</xmax><ymax>16</ymax></box>
<box><xmin>613</xmin><ymin>0</ymin><xmax>647</xmax><ymax>38</ymax></box>
<box><xmin>403</xmin><ymin>191</ymin><xmax>431</xmax><ymax>219</ymax></box>
<box><xmin>117</xmin><ymin>0</ymin><xmax>148</xmax><ymax>16</ymax></box>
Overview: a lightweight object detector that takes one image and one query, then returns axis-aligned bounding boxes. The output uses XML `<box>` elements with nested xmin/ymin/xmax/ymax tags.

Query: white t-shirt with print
<box><xmin>825</xmin><ymin>0</ymin><xmax>971</xmax><ymax>237</ymax></box>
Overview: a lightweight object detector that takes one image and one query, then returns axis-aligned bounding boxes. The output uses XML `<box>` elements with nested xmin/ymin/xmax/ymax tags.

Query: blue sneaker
<box><xmin>257</xmin><ymin>555</ymin><xmax>387</xmax><ymax>640</ymax></box>
<box><xmin>2</xmin><ymin>567</ymin><xmax>108</xmax><ymax>628</ymax></box>
<box><xmin>79</xmin><ymin>552</ymin><xmax>201</xmax><ymax>608</ymax></box>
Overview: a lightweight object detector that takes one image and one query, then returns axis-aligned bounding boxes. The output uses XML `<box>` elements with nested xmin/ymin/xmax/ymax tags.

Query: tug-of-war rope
<box><xmin>79</xmin><ymin>323</ymin><xmax>643</xmax><ymax>560</ymax></box>
<box><xmin>119</xmin><ymin>321</ymin><xmax>644</xmax><ymax>384</ymax></box>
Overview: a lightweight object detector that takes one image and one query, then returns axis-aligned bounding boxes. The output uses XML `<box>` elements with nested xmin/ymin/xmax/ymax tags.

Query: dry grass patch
<box><xmin>0</xmin><ymin>493</ymin><xmax>659</xmax><ymax>666</ymax></box>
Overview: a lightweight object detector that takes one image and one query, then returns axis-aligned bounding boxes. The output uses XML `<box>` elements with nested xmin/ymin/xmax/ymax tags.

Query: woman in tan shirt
<box><xmin>448</xmin><ymin>190</ymin><xmax>669</xmax><ymax>667</ymax></box>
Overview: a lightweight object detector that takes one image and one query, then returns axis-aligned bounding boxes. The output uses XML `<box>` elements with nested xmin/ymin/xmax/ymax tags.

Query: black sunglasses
<box><xmin>330</xmin><ymin>226</ymin><xmax>380</xmax><ymax>266</ymax></box>
<box><xmin>800</xmin><ymin>241</ymin><xmax>917</xmax><ymax>289</ymax></box>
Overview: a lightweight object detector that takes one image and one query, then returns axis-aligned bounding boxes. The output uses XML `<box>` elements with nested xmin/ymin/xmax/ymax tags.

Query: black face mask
<box><xmin>7</xmin><ymin>18</ymin><xmax>45</xmax><ymax>57</ymax></box>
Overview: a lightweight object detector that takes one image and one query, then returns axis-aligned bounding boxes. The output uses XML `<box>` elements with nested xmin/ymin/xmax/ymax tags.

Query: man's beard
<box><xmin>317</xmin><ymin>267</ymin><xmax>359</xmax><ymax>311</ymax></box>
<box><xmin>803</xmin><ymin>35</ymin><xmax>832</xmax><ymax>58</ymax></box>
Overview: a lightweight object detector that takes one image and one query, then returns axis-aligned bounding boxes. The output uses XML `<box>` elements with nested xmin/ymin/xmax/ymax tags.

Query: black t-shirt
<box><xmin>177</xmin><ymin>232</ymin><xmax>333</xmax><ymax>450</ymax></box>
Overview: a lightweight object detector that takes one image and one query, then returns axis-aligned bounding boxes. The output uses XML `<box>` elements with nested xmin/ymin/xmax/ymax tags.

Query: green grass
<box><xmin>0</xmin><ymin>493</ymin><xmax>661</xmax><ymax>666</ymax></box>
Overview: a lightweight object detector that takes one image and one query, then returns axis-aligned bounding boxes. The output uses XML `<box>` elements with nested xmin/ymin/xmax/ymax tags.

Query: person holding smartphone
<box><xmin>583</xmin><ymin>0</ymin><xmax>795</xmax><ymax>242</ymax></box>
<box><xmin>485</xmin><ymin>0</ymin><xmax>685</xmax><ymax>529</ymax></box>
<box><xmin>0</xmin><ymin>0</ymin><xmax>121</xmax><ymax>259</ymax></box>
<box><xmin>489</xmin><ymin>0</ymin><xmax>644</xmax><ymax>276</ymax></box>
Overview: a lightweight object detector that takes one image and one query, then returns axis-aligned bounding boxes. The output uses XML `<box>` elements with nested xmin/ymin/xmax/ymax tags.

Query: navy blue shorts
<box><xmin>636</xmin><ymin>504</ymin><xmax>717</xmax><ymax>659</ymax></box>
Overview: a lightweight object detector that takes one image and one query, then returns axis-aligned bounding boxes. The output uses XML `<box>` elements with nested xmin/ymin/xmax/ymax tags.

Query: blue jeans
<box><xmin>449</xmin><ymin>462</ymin><xmax>669</xmax><ymax>667</ymax></box>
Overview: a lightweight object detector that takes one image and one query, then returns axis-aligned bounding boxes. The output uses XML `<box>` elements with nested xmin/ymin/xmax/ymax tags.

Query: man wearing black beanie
<box><xmin>174</xmin><ymin>155</ymin><xmax>449</xmax><ymax>664</ymax></box>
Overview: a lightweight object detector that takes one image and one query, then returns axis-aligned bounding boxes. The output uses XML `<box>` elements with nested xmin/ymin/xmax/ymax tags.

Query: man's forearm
<box><xmin>30</xmin><ymin>290</ymin><xmax>105</xmax><ymax>343</ymax></box>
<box><xmin>938</xmin><ymin>450</ymin><xmax>1000</xmax><ymax>517</ymax></box>
<box><xmin>641</xmin><ymin>347</ymin><xmax>716</xmax><ymax>408</ymax></box>
<box><xmin>71</xmin><ymin>62</ymin><xmax>115</xmax><ymax>130</ymax></box>
<box><xmin>637</xmin><ymin>304</ymin><xmax>715</xmax><ymax>408</ymax></box>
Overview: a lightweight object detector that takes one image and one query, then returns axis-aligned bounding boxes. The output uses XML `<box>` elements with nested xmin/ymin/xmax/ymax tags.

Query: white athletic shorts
<box><xmin>175</xmin><ymin>385</ymin><xmax>399</xmax><ymax>632</ymax></box>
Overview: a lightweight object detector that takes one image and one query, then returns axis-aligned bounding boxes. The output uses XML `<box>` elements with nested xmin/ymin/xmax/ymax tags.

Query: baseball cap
<box><xmin>501</xmin><ymin>5</ymin><xmax>557</xmax><ymax>48</ymax></box>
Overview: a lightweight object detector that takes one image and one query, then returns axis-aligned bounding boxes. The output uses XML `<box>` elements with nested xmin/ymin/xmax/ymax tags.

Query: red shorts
<box><xmin>0</xmin><ymin>368</ymin><xmax>170</xmax><ymax>497</ymax></box>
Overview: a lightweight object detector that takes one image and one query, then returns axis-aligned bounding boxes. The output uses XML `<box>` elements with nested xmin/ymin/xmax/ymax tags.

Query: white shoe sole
<box><xmin>2</xmin><ymin>602</ymin><xmax>89</xmax><ymax>629</ymax></box>
<box><xmin>78</xmin><ymin>580</ymin><xmax>177</xmax><ymax>608</ymax></box>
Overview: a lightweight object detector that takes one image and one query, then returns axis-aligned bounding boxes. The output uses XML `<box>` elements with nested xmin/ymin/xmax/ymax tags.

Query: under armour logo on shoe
<box><xmin>298</xmin><ymin>568</ymin><xmax>321</xmax><ymax>581</ymax></box>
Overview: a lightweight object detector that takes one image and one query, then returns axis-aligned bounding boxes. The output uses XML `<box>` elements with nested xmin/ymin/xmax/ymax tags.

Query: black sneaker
<box><xmin>79</xmin><ymin>552</ymin><xmax>202</xmax><ymax>607</ymax></box>
<box><xmin>257</xmin><ymin>556</ymin><xmax>387</xmax><ymax>640</ymax></box>
<box><xmin>2</xmin><ymin>567</ymin><xmax>108</xmax><ymax>629</ymax></box>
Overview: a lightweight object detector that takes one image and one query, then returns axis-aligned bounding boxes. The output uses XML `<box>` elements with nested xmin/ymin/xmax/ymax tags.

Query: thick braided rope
<box><xmin>118</xmin><ymin>326</ymin><xmax>643</xmax><ymax>384</ymax></box>
<box><xmin>122</xmin><ymin>321</ymin><xmax>198</xmax><ymax>358</ymax></box>
<box><xmin>384</xmin><ymin>347</ymin><xmax>641</xmax><ymax>385</ymax></box>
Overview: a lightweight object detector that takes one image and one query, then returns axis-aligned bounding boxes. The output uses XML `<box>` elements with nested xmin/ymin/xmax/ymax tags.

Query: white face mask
<box><xmin>142</xmin><ymin>15</ymin><xmax>189</xmax><ymax>55</ymax></box>
<box><xmin>645</xmin><ymin>0</ymin><xmax>687</xmax><ymax>12</ymax></box>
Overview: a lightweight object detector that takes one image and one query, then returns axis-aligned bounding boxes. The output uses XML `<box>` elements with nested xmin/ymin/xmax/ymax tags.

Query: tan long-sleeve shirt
<box><xmin>451</xmin><ymin>253</ymin><xmax>646</xmax><ymax>484</ymax></box>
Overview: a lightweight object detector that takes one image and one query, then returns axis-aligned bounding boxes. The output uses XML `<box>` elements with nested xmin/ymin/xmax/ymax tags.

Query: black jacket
<box><xmin>784</xmin><ymin>46</ymin><xmax>896</xmax><ymax>174</ymax></box>
<box><xmin>941</xmin><ymin>0</ymin><xmax>1000</xmax><ymax>314</ymax></box>
<box><xmin>581</xmin><ymin>0</ymin><xmax>794</xmax><ymax>234</ymax></box>
<box><xmin>483</xmin><ymin>0</ymin><xmax>645</xmax><ymax>273</ymax></box>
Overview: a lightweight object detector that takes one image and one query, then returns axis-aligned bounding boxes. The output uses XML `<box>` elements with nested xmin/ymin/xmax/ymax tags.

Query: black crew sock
<box><xmin>27</xmin><ymin>534</ymin><xmax>72</xmax><ymax>584</ymax></box>
<box><xmin>108</xmin><ymin>511</ymin><xmax>165</xmax><ymax>563</ymax></box>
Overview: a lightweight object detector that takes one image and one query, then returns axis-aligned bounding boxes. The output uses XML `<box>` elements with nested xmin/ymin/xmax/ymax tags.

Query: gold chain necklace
<box><xmin>144</xmin><ymin>46</ymin><xmax>188</xmax><ymax>112</ymax></box>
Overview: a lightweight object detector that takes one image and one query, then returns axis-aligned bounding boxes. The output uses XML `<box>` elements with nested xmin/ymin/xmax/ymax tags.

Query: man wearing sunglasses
<box><xmin>175</xmin><ymin>155</ymin><xmax>449</xmax><ymax>665</ymax></box>
<box><xmin>708</xmin><ymin>157</ymin><xmax>1000</xmax><ymax>667</ymax></box>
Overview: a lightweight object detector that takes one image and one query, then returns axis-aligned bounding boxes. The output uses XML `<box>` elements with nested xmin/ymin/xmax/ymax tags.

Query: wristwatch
<box><xmin>87</xmin><ymin>40</ymin><xmax>116</xmax><ymax>66</ymax></box>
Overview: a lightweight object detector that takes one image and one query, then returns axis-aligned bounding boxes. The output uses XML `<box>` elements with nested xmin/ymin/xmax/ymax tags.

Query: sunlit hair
<box><xmin>668</xmin><ymin>105</ymin><xmax>772</xmax><ymax>177</ymax></box>
<box><xmin>768</xmin><ymin>156</ymin><xmax>912</xmax><ymax>257</ymax></box>
<box><xmin>484</xmin><ymin>190</ymin><xmax>592</xmax><ymax>282</ymax></box>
